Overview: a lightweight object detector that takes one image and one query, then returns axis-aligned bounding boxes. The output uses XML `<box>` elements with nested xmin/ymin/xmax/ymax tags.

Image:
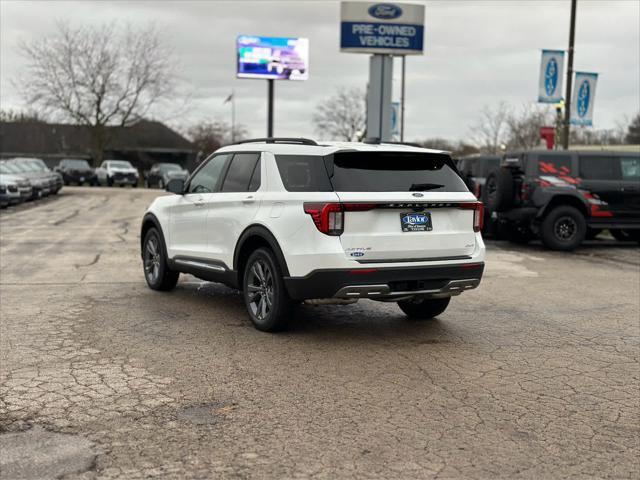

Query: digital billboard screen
<box><xmin>237</xmin><ymin>36</ymin><xmax>309</xmax><ymax>81</ymax></box>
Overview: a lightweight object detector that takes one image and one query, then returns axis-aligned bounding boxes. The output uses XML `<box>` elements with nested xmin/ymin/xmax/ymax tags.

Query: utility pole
<box><xmin>562</xmin><ymin>0</ymin><xmax>577</xmax><ymax>149</ymax></box>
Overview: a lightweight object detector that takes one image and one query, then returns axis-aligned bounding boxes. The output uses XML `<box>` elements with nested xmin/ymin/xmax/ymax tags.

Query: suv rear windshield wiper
<box><xmin>409</xmin><ymin>183</ymin><xmax>444</xmax><ymax>191</ymax></box>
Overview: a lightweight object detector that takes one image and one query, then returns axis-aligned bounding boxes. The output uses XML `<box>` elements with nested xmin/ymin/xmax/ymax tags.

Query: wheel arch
<box><xmin>140</xmin><ymin>213</ymin><xmax>164</xmax><ymax>257</ymax></box>
<box><xmin>233</xmin><ymin>225</ymin><xmax>290</xmax><ymax>287</ymax></box>
<box><xmin>537</xmin><ymin>194</ymin><xmax>589</xmax><ymax>219</ymax></box>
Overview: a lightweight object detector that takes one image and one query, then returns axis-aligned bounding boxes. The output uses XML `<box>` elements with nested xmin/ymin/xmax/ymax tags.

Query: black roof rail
<box><xmin>236</xmin><ymin>137</ymin><xmax>318</xmax><ymax>146</ymax></box>
<box><xmin>363</xmin><ymin>138</ymin><xmax>424</xmax><ymax>148</ymax></box>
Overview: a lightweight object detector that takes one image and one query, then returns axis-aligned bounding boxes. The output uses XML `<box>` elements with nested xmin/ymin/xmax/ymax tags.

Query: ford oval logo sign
<box><xmin>412</xmin><ymin>192</ymin><xmax>424</xmax><ymax>198</ymax></box>
<box><xmin>368</xmin><ymin>3</ymin><xmax>403</xmax><ymax>20</ymax></box>
<box><xmin>577</xmin><ymin>79</ymin><xmax>590</xmax><ymax>117</ymax></box>
<box><xmin>545</xmin><ymin>57</ymin><xmax>558</xmax><ymax>96</ymax></box>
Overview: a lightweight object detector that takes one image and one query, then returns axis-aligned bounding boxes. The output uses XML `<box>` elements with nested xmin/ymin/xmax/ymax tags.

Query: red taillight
<box><xmin>459</xmin><ymin>202</ymin><xmax>484</xmax><ymax>232</ymax></box>
<box><xmin>303</xmin><ymin>203</ymin><xmax>377</xmax><ymax>235</ymax></box>
<box><xmin>303</xmin><ymin>203</ymin><xmax>344</xmax><ymax>235</ymax></box>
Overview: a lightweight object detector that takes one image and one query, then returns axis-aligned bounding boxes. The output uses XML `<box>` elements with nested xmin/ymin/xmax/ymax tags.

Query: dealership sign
<box><xmin>570</xmin><ymin>72</ymin><xmax>598</xmax><ymax>126</ymax></box>
<box><xmin>340</xmin><ymin>2</ymin><xmax>425</xmax><ymax>55</ymax></box>
<box><xmin>538</xmin><ymin>49</ymin><xmax>565</xmax><ymax>103</ymax></box>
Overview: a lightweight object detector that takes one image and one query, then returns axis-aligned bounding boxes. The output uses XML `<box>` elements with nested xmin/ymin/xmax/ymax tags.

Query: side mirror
<box><xmin>166</xmin><ymin>178</ymin><xmax>185</xmax><ymax>194</ymax></box>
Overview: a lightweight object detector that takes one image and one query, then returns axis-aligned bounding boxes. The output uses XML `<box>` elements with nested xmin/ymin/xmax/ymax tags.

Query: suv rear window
<box><xmin>329</xmin><ymin>152</ymin><xmax>466</xmax><ymax>192</ymax></box>
<box><xmin>538</xmin><ymin>155</ymin><xmax>573</xmax><ymax>176</ymax></box>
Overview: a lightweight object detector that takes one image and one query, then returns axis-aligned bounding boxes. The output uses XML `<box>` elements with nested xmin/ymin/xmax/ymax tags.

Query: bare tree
<box><xmin>312</xmin><ymin>87</ymin><xmax>366</xmax><ymax>141</ymax></box>
<box><xmin>505</xmin><ymin>104</ymin><xmax>554</xmax><ymax>150</ymax></box>
<box><xmin>469</xmin><ymin>102</ymin><xmax>510</xmax><ymax>154</ymax></box>
<box><xmin>625</xmin><ymin>112</ymin><xmax>640</xmax><ymax>144</ymax></box>
<box><xmin>19</xmin><ymin>21</ymin><xmax>176</xmax><ymax>165</ymax></box>
<box><xmin>188</xmin><ymin>120</ymin><xmax>248</xmax><ymax>161</ymax></box>
<box><xmin>0</xmin><ymin>109</ymin><xmax>46</xmax><ymax>123</ymax></box>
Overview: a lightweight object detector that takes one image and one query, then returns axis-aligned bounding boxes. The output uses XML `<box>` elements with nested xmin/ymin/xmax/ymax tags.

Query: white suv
<box><xmin>140</xmin><ymin>138</ymin><xmax>485</xmax><ymax>331</ymax></box>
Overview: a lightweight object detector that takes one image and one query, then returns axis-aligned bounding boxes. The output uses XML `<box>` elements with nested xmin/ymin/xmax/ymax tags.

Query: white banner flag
<box><xmin>538</xmin><ymin>49</ymin><xmax>565</xmax><ymax>103</ymax></box>
<box><xmin>571</xmin><ymin>72</ymin><xmax>598</xmax><ymax>126</ymax></box>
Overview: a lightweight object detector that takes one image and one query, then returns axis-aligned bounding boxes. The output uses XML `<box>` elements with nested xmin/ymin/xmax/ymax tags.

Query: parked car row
<box><xmin>55</xmin><ymin>158</ymin><xmax>189</xmax><ymax>189</ymax></box>
<box><xmin>456</xmin><ymin>151</ymin><xmax>640</xmax><ymax>249</ymax></box>
<box><xmin>0</xmin><ymin>157</ymin><xmax>63</xmax><ymax>208</ymax></box>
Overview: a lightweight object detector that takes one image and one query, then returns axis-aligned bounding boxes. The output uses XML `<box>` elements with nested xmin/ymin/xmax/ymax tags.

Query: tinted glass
<box><xmin>483</xmin><ymin>158</ymin><xmax>500</xmax><ymax>176</ymax></box>
<box><xmin>158</xmin><ymin>163</ymin><xmax>181</xmax><ymax>172</ymax></box>
<box><xmin>188</xmin><ymin>154</ymin><xmax>230</xmax><ymax>193</ymax></box>
<box><xmin>275</xmin><ymin>155</ymin><xmax>333</xmax><ymax>192</ymax></box>
<box><xmin>539</xmin><ymin>155</ymin><xmax>573</xmax><ymax>176</ymax></box>
<box><xmin>221</xmin><ymin>154</ymin><xmax>260</xmax><ymax>192</ymax></box>
<box><xmin>330</xmin><ymin>152</ymin><xmax>467</xmax><ymax>192</ymax></box>
<box><xmin>62</xmin><ymin>159</ymin><xmax>91</xmax><ymax>168</ymax></box>
<box><xmin>620</xmin><ymin>156</ymin><xmax>640</xmax><ymax>181</ymax></box>
<box><xmin>108</xmin><ymin>161</ymin><xmax>133</xmax><ymax>169</ymax></box>
<box><xmin>579</xmin><ymin>155</ymin><xmax>619</xmax><ymax>180</ymax></box>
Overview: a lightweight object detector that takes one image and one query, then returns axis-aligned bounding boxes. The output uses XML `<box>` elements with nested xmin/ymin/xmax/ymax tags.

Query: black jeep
<box><xmin>484</xmin><ymin>150</ymin><xmax>640</xmax><ymax>250</ymax></box>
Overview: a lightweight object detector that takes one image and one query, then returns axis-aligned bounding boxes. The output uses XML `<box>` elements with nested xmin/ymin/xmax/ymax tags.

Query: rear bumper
<box><xmin>284</xmin><ymin>262</ymin><xmax>485</xmax><ymax>300</ymax></box>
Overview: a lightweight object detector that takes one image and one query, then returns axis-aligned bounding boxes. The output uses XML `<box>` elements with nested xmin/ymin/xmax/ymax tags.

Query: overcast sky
<box><xmin>1</xmin><ymin>0</ymin><xmax>639</xmax><ymax>141</ymax></box>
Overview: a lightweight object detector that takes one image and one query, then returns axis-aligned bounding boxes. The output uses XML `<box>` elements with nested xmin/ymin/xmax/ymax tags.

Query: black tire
<box><xmin>610</xmin><ymin>229</ymin><xmax>640</xmax><ymax>243</ymax></box>
<box><xmin>485</xmin><ymin>168</ymin><xmax>514</xmax><ymax>212</ymax></box>
<box><xmin>242</xmin><ymin>247</ymin><xmax>292</xmax><ymax>332</ymax></box>
<box><xmin>142</xmin><ymin>227</ymin><xmax>179</xmax><ymax>291</ymax></box>
<box><xmin>132</xmin><ymin>183</ymin><xmax>138</xmax><ymax>188</ymax></box>
<box><xmin>107</xmin><ymin>177</ymin><xmax>114</xmax><ymax>187</ymax></box>
<box><xmin>398</xmin><ymin>297</ymin><xmax>451</xmax><ymax>320</ymax></box>
<box><xmin>540</xmin><ymin>205</ymin><xmax>586</xmax><ymax>251</ymax></box>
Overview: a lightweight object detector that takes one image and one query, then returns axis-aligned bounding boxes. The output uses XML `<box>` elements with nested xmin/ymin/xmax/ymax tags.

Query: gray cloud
<box><xmin>1</xmin><ymin>0</ymin><xmax>638</xmax><ymax>141</ymax></box>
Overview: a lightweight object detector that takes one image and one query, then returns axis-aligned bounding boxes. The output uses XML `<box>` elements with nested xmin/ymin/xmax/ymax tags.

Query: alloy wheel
<box><xmin>144</xmin><ymin>236</ymin><xmax>161</xmax><ymax>284</ymax></box>
<box><xmin>246</xmin><ymin>259</ymin><xmax>274</xmax><ymax>321</ymax></box>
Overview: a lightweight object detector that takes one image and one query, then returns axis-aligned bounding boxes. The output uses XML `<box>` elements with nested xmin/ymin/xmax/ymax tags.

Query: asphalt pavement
<box><xmin>1</xmin><ymin>187</ymin><xmax>638</xmax><ymax>479</ymax></box>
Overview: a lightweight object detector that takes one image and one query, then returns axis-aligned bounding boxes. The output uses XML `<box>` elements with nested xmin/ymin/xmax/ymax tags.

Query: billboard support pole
<box><xmin>562</xmin><ymin>0</ymin><xmax>577</xmax><ymax>150</ymax></box>
<box><xmin>400</xmin><ymin>55</ymin><xmax>406</xmax><ymax>142</ymax></box>
<box><xmin>267</xmin><ymin>79</ymin><xmax>274</xmax><ymax>137</ymax></box>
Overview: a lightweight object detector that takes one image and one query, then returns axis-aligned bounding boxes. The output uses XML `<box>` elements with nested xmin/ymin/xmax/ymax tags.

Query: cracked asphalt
<box><xmin>1</xmin><ymin>187</ymin><xmax>639</xmax><ymax>479</ymax></box>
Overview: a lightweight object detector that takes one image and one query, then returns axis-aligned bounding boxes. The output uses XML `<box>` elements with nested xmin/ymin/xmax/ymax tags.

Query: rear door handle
<box><xmin>193</xmin><ymin>196</ymin><xmax>205</xmax><ymax>207</ymax></box>
<box><xmin>242</xmin><ymin>195</ymin><xmax>255</xmax><ymax>204</ymax></box>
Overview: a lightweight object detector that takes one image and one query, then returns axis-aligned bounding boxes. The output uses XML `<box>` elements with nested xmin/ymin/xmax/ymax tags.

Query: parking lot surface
<box><xmin>1</xmin><ymin>187</ymin><xmax>639</xmax><ymax>479</ymax></box>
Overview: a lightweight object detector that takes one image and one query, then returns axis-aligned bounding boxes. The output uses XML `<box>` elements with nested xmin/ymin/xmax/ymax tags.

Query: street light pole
<box><xmin>562</xmin><ymin>0</ymin><xmax>577</xmax><ymax>150</ymax></box>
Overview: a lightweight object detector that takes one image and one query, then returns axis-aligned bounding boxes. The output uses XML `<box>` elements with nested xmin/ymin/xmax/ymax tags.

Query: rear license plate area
<box><xmin>400</xmin><ymin>212</ymin><xmax>432</xmax><ymax>232</ymax></box>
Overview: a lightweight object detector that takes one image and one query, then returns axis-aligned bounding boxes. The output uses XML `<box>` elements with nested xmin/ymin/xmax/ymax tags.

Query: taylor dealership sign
<box><xmin>340</xmin><ymin>2</ymin><xmax>425</xmax><ymax>55</ymax></box>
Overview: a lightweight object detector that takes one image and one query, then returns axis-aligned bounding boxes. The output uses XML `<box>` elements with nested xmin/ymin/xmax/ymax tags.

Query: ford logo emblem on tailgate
<box><xmin>368</xmin><ymin>3</ymin><xmax>403</xmax><ymax>19</ymax></box>
<box><xmin>412</xmin><ymin>192</ymin><xmax>424</xmax><ymax>197</ymax></box>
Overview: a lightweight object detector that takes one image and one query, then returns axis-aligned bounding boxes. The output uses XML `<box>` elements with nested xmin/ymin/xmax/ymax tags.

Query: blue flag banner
<box><xmin>571</xmin><ymin>72</ymin><xmax>598</xmax><ymax>126</ymax></box>
<box><xmin>538</xmin><ymin>49</ymin><xmax>565</xmax><ymax>103</ymax></box>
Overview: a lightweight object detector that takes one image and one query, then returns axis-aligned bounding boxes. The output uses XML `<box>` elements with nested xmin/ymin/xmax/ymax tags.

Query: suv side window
<box><xmin>579</xmin><ymin>155</ymin><xmax>619</xmax><ymax>180</ymax></box>
<box><xmin>620</xmin><ymin>156</ymin><xmax>640</xmax><ymax>181</ymax></box>
<box><xmin>188</xmin><ymin>154</ymin><xmax>231</xmax><ymax>193</ymax></box>
<box><xmin>221</xmin><ymin>153</ymin><xmax>260</xmax><ymax>192</ymax></box>
<box><xmin>539</xmin><ymin>154</ymin><xmax>573</xmax><ymax>176</ymax></box>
